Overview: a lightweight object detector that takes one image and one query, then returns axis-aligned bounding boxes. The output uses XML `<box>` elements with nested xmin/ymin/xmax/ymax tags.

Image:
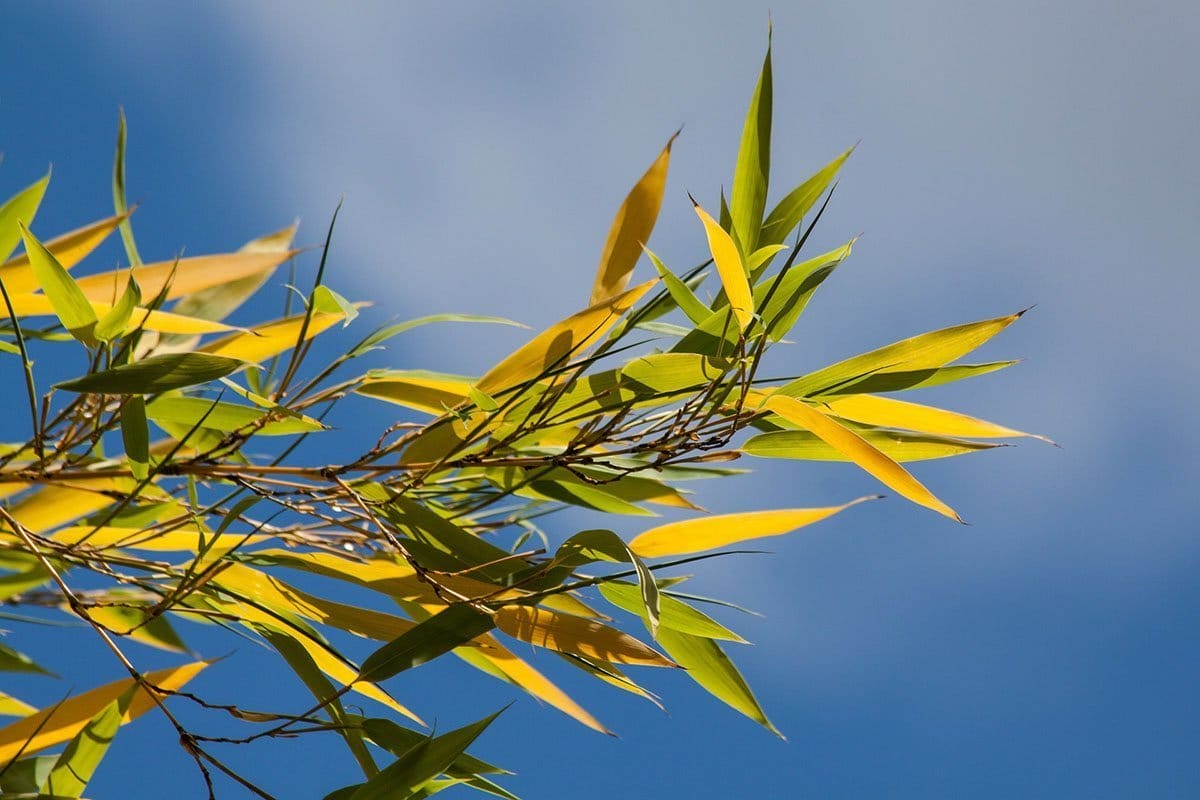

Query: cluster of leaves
<box><xmin>0</xmin><ymin>38</ymin><xmax>1040</xmax><ymax>799</ymax></box>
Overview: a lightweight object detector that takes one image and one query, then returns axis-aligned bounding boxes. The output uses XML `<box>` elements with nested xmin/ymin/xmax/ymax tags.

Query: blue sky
<box><xmin>2</xmin><ymin>2</ymin><xmax>1198</xmax><ymax>797</ymax></box>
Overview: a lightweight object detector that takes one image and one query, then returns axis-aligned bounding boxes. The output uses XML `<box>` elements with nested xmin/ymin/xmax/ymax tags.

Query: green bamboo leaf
<box><xmin>645</xmin><ymin>247</ymin><xmax>710</xmax><ymax>325</ymax></box>
<box><xmin>555</xmin><ymin>529</ymin><xmax>661</xmax><ymax>635</ymax></box>
<box><xmin>743</xmin><ymin>429</ymin><xmax>999</xmax><ymax>462</ymax></box>
<box><xmin>94</xmin><ymin>272</ymin><xmax>142</xmax><ymax>342</ymax></box>
<box><xmin>313</xmin><ymin>284</ymin><xmax>359</xmax><ymax>327</ymax></box>
<box><xmin>119</xmin><ymin>395</ymin><xmax>149</xmax><ymax>481</ymax></box>
<box><xmin>55</xmin><ymin>353</ymin><xmax>244</xmax><ymax>394</ymax></box>
<box><xmin>0</xmin><ymin>174</ymin><xmax>50</xmax><ymax>263</ymax></box>
<box><xmin>729</xmin><ymin>34</ymin><xmax>772</xmax><ymax>253</ymax></box>
<box><xmin>358</xmin><ymin>605</ymin><xmax>495</xmax><ymax>683</ymax></box>
<box><xmin>468</xmin><ymin>385</ymin><xmax>499</xmax><ymax>412</ymax></box>
<box><xmin>759</xmin><ymin>146</ymin><xmax>854</xmax><ymax>248</ymax></box>
<box><xmin>349</xmin><ymin>314</ymin><xmax>527</xmax><ymax>360</ymax></box>
<box><xmin>146</xmin><ymin>395</ymin><xmax>327</xmax><ymax>436</ymax></box>
<box><xmin>257</xmin><ymin>626</ymin><xmax>378</xmax><ymax>779</ymax></box>
<box><xmin>40</xmin><ymin>694</ymin><xmax>128</xmax><ymax>798</ymax></box>
<box><xmin>112</xmin><ymin>108</ymin><xmax>141</xmax><ymax>266</ymax></box>
<box><xmin>381</xmin><ymin>497</ymin><xmax>514</xmax><ymax>581</ymax></box>
<box><xmin>598</xmin><ymin>581</ymin><xmax>747</xmax><ymax>643</ymax></box>
<box><xmin>0</xmin><ymin>642</ymin><xmax>53</xmax><ymax>675</ymax></box>
<box><xmin>18</xmin><ymin>223</ymin><xmax>98</xmax><ymax>345</ymax></box>
<box><xmin>348</xmin><ymin>709</ymin><xmax>505</xmax><ymax>800</ymax></box>
<box><xmin>821</xmin><ymin>361</ymin><xmax>1018</xmax><ymax>395</ymax></box>
<box><xmin>0</xmin><ymin>754</ymin><xmax>56</xmax><ymax>794</ymax></box>
<box><xmin>362</xmin><ymin>718</ymin><xmax>510</xmax><ymax>776</ymax></box>
<box><xmin>654</xmin><ymin>627</ymin><xmax>781</xmax><ymax>737</ymax></box>
<box><xmin>777</xmin><ymin>311</ymin><xmax>1026</xmax><ymax>398</ymax></box>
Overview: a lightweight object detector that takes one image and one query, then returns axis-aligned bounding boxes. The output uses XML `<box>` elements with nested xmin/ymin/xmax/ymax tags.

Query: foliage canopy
<box><xmin>0</xmin><ymin>36</ymin><xmax>1040</xmax><ymax>799</ymax></box>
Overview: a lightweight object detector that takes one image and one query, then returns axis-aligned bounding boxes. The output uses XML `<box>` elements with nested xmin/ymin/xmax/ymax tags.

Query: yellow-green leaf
<box><xmin>19</xmin><ymin>223</ymin><xmax>98</xmax><ymax>345</ymax></box>
<box><xmin>0</xmin><ymin>174</ymin><xmax>49</xmax><ymax>263</ymax></box>
<box><xmin>759</xmin><ymin>146</ymin><xmax>854</xmax><ymax>248</ymax></box>
<box><xmin>55</xmin><ymin>353</ymin><xmax>245</xmax><ymax>395</ymax></box>
<box><xmin>0</xmin><ymin>661</ymin><xmax>208</xmax><ymax>763</ymax></box>
<box><xmin>73</xmin><ymin>250</ymin><xmax>297</xmax><ymax>306</ymax></box>
<box><xmin>494</xmin><ymin>605</ymin><xmax>674</xmax><ymax>667</ymax></box>
<box><xmin>0</xmin><ymin>212</ymin><xmax>125</xmax><ymax>291</ymax></box>
<box><xmin>743</xmin><ymin>429</ymin><xmax>999</xmax><ymax>462</ymax></box>
<box><xmin>40</xmin><ymin>696</ymin><xmax>125</xmax><ymax>798</ymax></box>
<box><xmin>477</xmin><ymin>278</ymin><xmax>656</xmax><ymax>395</ymax></box>
<box><xmin>94</xmin><ymin>272</ymin><xmax>142</xmax><ymax>342</ymax></box>
<box><xmin>691</xmin><ymin>199</ymin><xmax>753</xmax><ymax>331</ymax></box>
<box><xmin>779</xmin><ymin>312</ymin><xmax>1025</xmax><ymax>398</ymax></box>
<box><xmin>0</xmin><ymin>691</ymin><xmax>35</xmax><ymax>717</ymax></box>
<box><xmin>120</xmin><ymin>395</ymin><xmax>149</xmax><ymax>480</ymax></box>
<box><xmin>629</xmin><ymin>500</ymin><xmax>872</xmax><ymax>558</ymax></box>
<box><xmin>821</xmin><ymin>394</ymin><xmax>1051</xmax><ymax>441</ymax></box>
<box><xmin>201</xmin><ymin>309</ymin><xmax>346</xmax><ymax>363</ymax></box>
<box><xmin>765</xmin><ymin>394</ymin><xmax>961</xmax><ymax>521</ymax></box>
<box><xmin>590</xmin><ymin>132</ymin><xmax>677</xmax><ymax>305</ymax></box>
<box><xmin>646</xmin><ymin>246</ymin><xmax>711</xmax><ymax>325</ymax></box>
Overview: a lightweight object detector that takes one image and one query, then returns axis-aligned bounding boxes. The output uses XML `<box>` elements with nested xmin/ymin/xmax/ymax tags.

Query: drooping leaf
<box><xmin>822</xmin><ymin>361</ymin><xmax>1017</xmax><ymax>395</ymax></box>
<box><xmin>598</xmin><ymin>581</ymin><xmax>747</xmax><ymax>643</ymax></box>
<box><xmin>200</xmin><ymin>308</ymin><xmax>348</xmax><ymax>363</ymax></box>
<box><xmin>590</xmin><ymin>132</ymin><xmax>677</xmax><ymax>305</ymax></box>
<box><xmin>764</xmin><ymin>394</ymin><xmax>961</xmax><ymax>521</ymax></box>
<box><xmin>357</xmin><ymin>371</ymin><xmax>473</xmax><ymax>415</ymax></box>
<box><xmin>629</xmin><ymin>500</ymin><xmax>872</xmax><ymax>558</ymax></box>
<box><xmin>646</xmin><ymin>247</ymin><xmax>711</xmax><ymax>325</ymax></box>
<box><xmin>112</xmin><ymin>108</ymin><xmax>142</xmax><ymax>266</ymax></box>
<box><xmin>55</xmin><ymin>353</ymin><xmax>244</xmax><ymax>394</ymax></box>
<box><xmin>0</xmin><ymin>641</ymin><xmax>52</xmax><ymax>675</ymax></box>
<box><xmin>119</xmin><ymin>395</ymin><xmax>149</xmax><ymax>481</ymax></box>
<box><xmin>18</xmin><ymin>224</ymin><xmax>98</xmax><ymax>345</ymax></box>
<box><xmin>654</xmin><ymin>628</ymin><xmax>780</xmax><ymax>736</ymax></box>
<box><xmin>553</xmin><ymin>529</ymin><xmax>661</xmax><ymax>636</ymax></box>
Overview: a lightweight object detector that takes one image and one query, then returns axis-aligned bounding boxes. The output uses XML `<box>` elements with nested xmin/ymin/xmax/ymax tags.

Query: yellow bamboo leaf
<box><xmin>765</xmin><ymin>394</ymin><xmax>962</xmax><ymax>521</ymax></box>
<box><xmin>6</xmin><ymin>479</ymin><xmax>152</xmax><ymax>534</ymax></box>
<box><xmin>495</xmin><ymin>605</ymin><xmax>674</xmax><ymax>667</ymax></box>
<box><xmin>590</xmin><ymin>132</ymin><xmax>677</xmax><ymax>306</ymax></box>
<box><xmin>629</xmin><ymin>499</ymin><xmax>873</xmax><ymax>558</ymax></box>
<box><xmin>0</xmin><ymin>212</ymin><xmax>127</xmax><ymax>291</ymax></box>
<box><xmin>199</xmin><ymin>592</ymin><xmax>422</xmax><ymax>724</ymax></box>
<box><xmin>0</xmin><ymin>691</ymin><xmax>36</xmax><ymax>717</ymax></box>
<box><xmin>201</xmin><ymin>309</ymin><xmax>347</xmax><ymax>362</ymax></box>
<box><xmin>468</xmin><ymin>633</ymin><xmax>609</xmax><ymax>733</ymax></box>
<box><xmin>357</xmin><ymin>371</ymin><xmax>473</xmax><ymax>415</ymax></box>
<box><xmin>691</xmin><ymin>198</ymin><xmax>753</xmax><ymax>331</ymax></box>
<box><xmin>0</xmin><ymin>660</ymin><xmax>208</xmax><ymax>762</ymax></box>
<box><xmin>1</xmin><ymin>292</ymin><xmax>235</xmax><ymax>335</ymax></box>
<box><xmin>822</xmin><ymin>394</ymin><xmax>1052</xmax><ymax>442</ymax></box>
<box><xmin>477</xmin><ymin>279</ymin><xmax>657</xmax><ymax>395</ymax></box>
<box><xmin>72</xmin><ymin>250</ymin><xmax>297</xmax><ymax>305</ymax></box>
<box><xmin>52</xmin><ymin>525</ymin><xmax>264</xmax><ymax>554</ymax></box>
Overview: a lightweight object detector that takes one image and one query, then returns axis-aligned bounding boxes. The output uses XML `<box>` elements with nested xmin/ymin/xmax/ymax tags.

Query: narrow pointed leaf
<box><xmin>494</xmin><ymin>606</ymin><xmax>673</xmax><ymax>667</ymax></box>
<box><xmin>0</xmin><ymin>174</ymin><xmax>49</xmax><ymax>263</ymax></box>
<box><xmin>94</xmin><ymin>273</ymin><xmax>142</xmax><ymax>342</ymax></box>
<box><xmin>692</xmin><ymin>199</ymin><xmax>753</xmax><ymax>330</ymax></box>
<box><xmin>119</xmin><ymin>395</ymin><xmax>149</xmax><ymax>480</ymax></box>
<box><xmin>0</xmin><ymin>212</ymin><xmax>128</xmax><ymax>292</ymax></box>
<box><xmin>822</xmin><ymin>394</ymin><xmax>1050</xmax><ymax>441</ymax></box>
<box><xmin>112</xmin><ymin>108</ymin><xmax>141</xmax><ymax>265</ymax></box>
<box><xmin>590</xmin><ymin>132</ymin><xmax>677</xmax><ymax>305</ymax></box>
<box><xmin>743</xmin><ymin>429</ymin><xmax>999</xmax><ymax>462</ymax></box>
<box><xmin>359</xmin><ymin>605</ymin><xmax>495</xmax><ymax>683</ymax></box>
<box><xmin>630</xmin><ymin>500</ymin><xmax>872</xmax><ymax>558</ymax></box>
<box><xmin>730</xmin><ymin>39</ymin><xmax>772</xmax><ymax>252</ymax></box>
<box><xmin>598</xmin><ymin>581</ymin><xmax>747</xmax><ymax>642</ymax></box>
<box><xmin>646</xmin><ymin>247</ymin><xmax>711</xmax><ymax>325</ymax></box>
<box><xmin>554</xmin><ymin>529</ymin><xmax>660</xmax><ymax>636</ymax></box>
<box><xmin>40</xmin><ymin>696</ymin><xmax>126</xmax><ymax>797</ymax></box>
<box><xmin>55</xmin><ymin>353</ymin><xmax>244</xmax><ymax>394</ymax></box>
<box><xmin>19</xmin><ymin>224</ymin><xmax>98</xmax><ymax>345</ymax></box>
<box><xmin>765</xmin><ymin>394</ymin><xmax>961</xmax><ymax>521</ymax></box>
<box><xmin>760</xmin><ymin>147</ymin><xmax>854</xmax><ymax>247</ymax></box>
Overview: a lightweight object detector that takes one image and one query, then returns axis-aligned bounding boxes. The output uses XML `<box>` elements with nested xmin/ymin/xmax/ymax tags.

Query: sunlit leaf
<box><xmin>0</xmin><ymin>660</ymin><xmax>208</xmax><ymax>763</ymax></box>
<box><xmin>94</xmin><ymin>272</ymin><xmax>142</xmax><ymax>342</ymax></box>
<box><xmin>477</xmin><ymin>279</ymin><xmax>656</xmax><ymax>395</ymax></box>
<box><xmin>494</xmin><ymin>606</ymin><xmax>673</xmax><ymax>667</ymax></box>
<box><xmin>0</xmin><ymin>212</ymin><xmax>126</xmax><ymax>292</ymax></box>
<box><xmin>759</xmin><ymin>146</ymin><xmax>854</xmax><ymax>248</ymax></box>
<box><xmin>598</xmin><ymin>581</ymin><xmax>747</xmax><ymax>643</ymax></box>
<box><xmin>646</xmin><ymin>247</ymin><xmax>711</xmax><ymax>325</ymax></box>
<box><xmin>743</xmin><ymin>429</ymin><xmax>999</xmax><ymax>462</ymax></box>
<box><xmin>629</xmin><ymin>499</ymin><xmax>872</xmax><ymax>558</ymax></box>
<box><xmin>692</xmin><ymin>199</ymin><xmax>753</xmax><ymax>331</ymax></box>
<box><xmin>146</xmin><ymin>395</ymin><xmax>327</xmax><ymax>436</ymax></box>
<box><xmin>822</xmin><ymin>361</ymin><xmax>1017</xmax><ymax>395</ymax></box>
<box><xmin>764</xmin><ymin>394</ymin><xmax>961</xmax><ymax>521</ymax></box>
<box><xmin>0</xmin><ymin>691</ymin><xmax>36</xmax><ymax>717</ymax></box>
<box><xmin>0</xmin><ymin>174</ymin><xmax>49</xmax><ymax>263</ymax></box>
<box><xmin>19</xmin><ymin>224</ymin><xmax>98</xmax><ymax>345</ymax></box>
<box><xmin>200</xmin><ymin>308</ymin><xmax>347</xmax><ymax>363</ymax></box>
<box><xmin>821</xmin><ymin>393</ymin><xmax>1050</xmax><ymax>441</ymax></box>
<box><xmin>590</xmin><ymin>132</ymin><xmax>677</xmax><ymax>306</ymax></box>
<box><xmin>778</xmin><ymin>312</ymin><xmax>1024</xmax><ymax>398</ymax></box>
<box><xmin>654</xmin><ymin>628</ymin><xmax>780</xmax><ymax>736</ymax></box>
<box><xmin>40</xmin><ymin>695</ymin><xmax>126</xmax><ymax>797</ymax></box>
<box><xmin>357</xmin><ymin>371</ymin><xmax>472</xmax><ymax>415</ymax></box>
<box><xmin>112</xmin><ymin>108</ymin><xmax>141</xmax><ymax>266</ymax></box>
